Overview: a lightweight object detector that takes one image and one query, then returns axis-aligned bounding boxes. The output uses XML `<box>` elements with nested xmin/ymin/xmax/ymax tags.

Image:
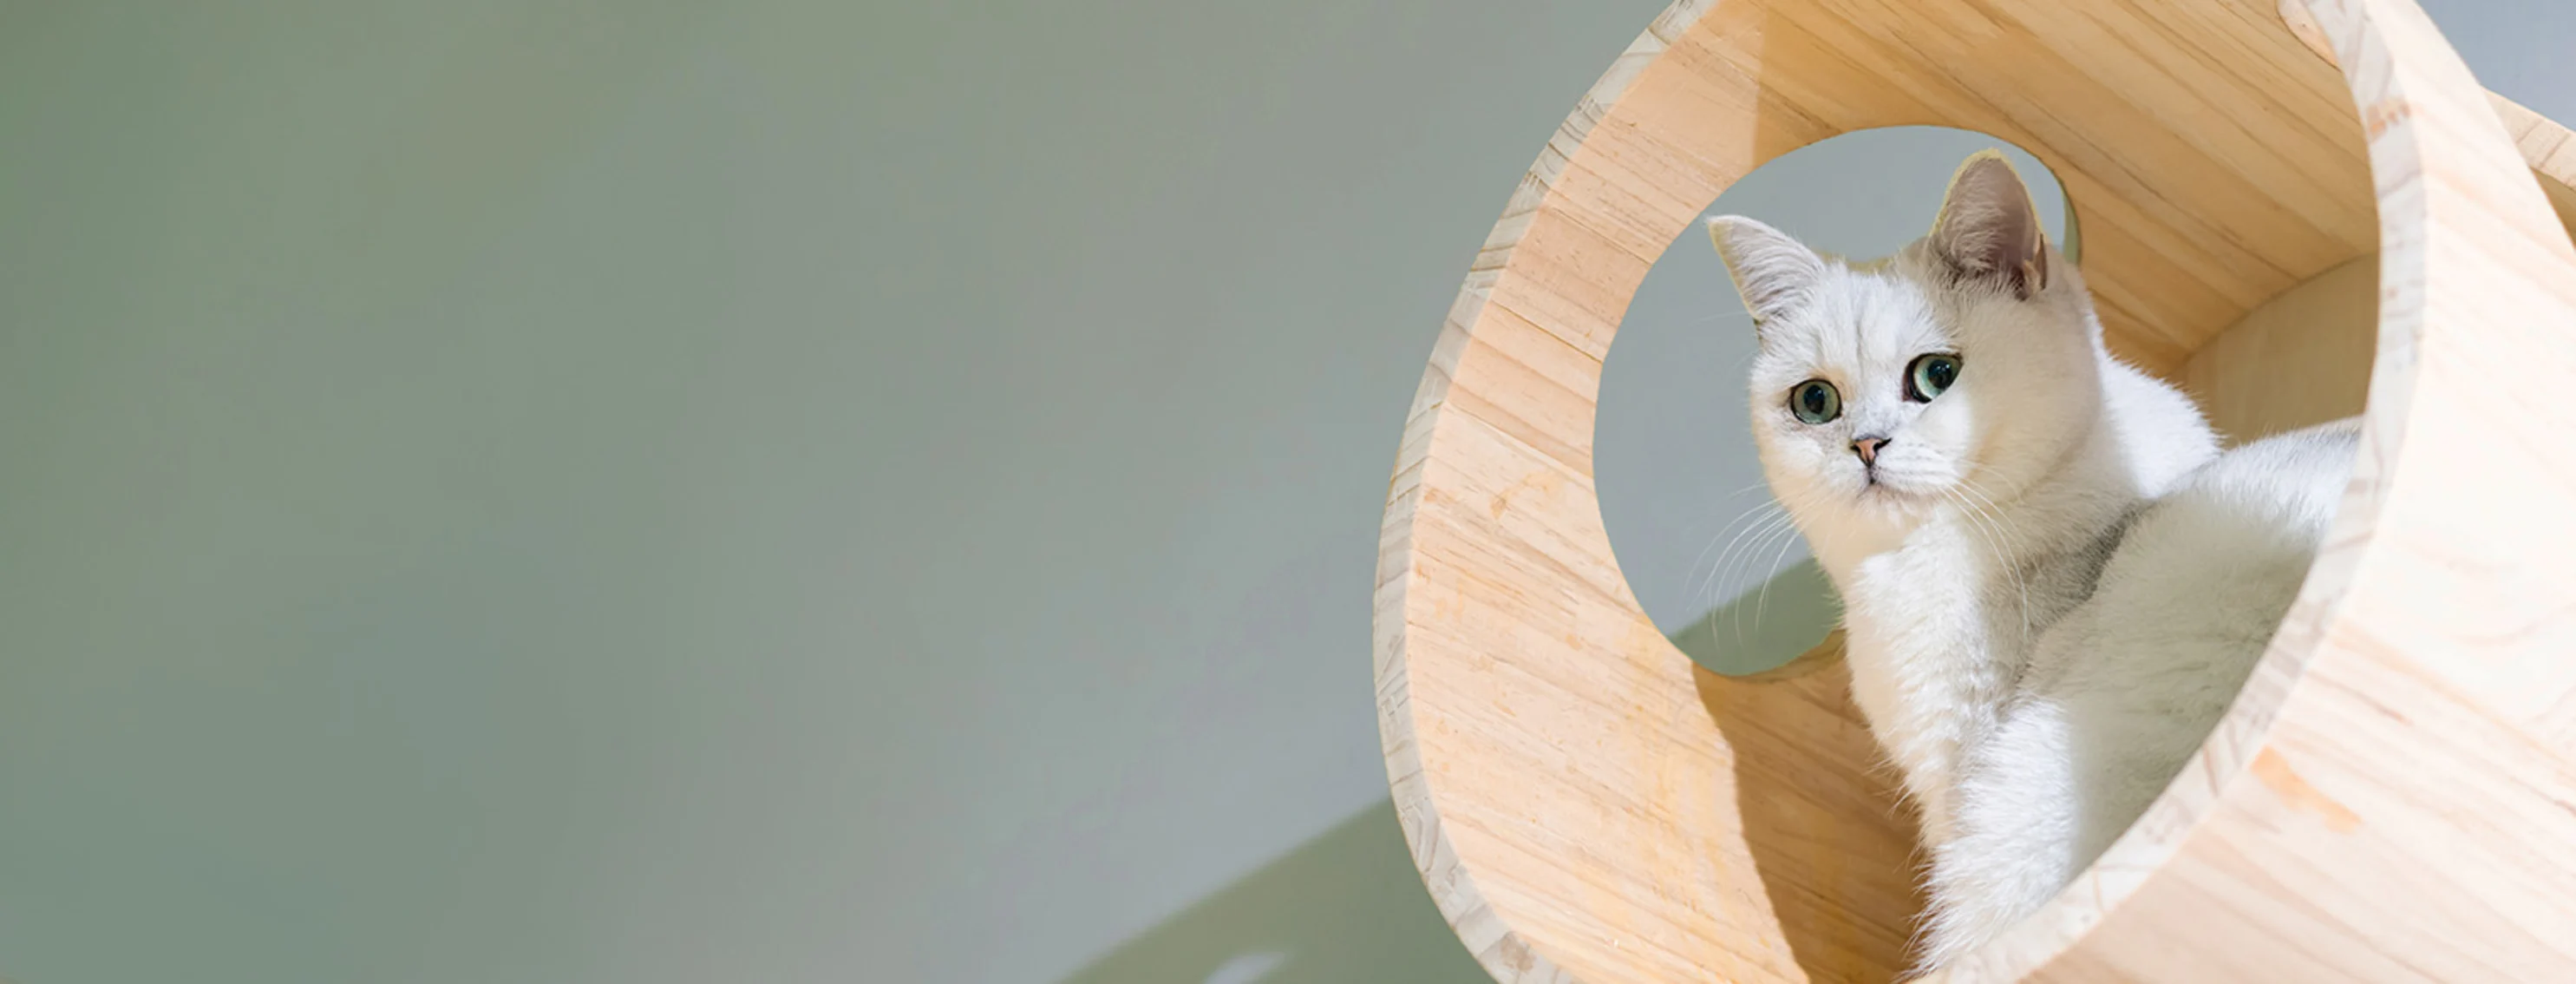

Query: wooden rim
<box><xmin>1376</xmin><ymin>8</ymin><xmax>1716</xmax><ymax>976</ymax></box>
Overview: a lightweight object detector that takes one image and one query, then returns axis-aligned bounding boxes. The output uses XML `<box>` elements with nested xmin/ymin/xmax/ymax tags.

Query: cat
<box><xmin>1705</xmin><ymin>150</ymin><xmax>2218</xmax><ymax>848</ymax></box>
<box><xmin>1917</xmin><ymin>417</ymin><xmax>2355</xmax><ymax>969</ymax></box>
<box><xmin>1708</xmin><ymin>150</ymin><xmax>2357</xmax><ymax>974</ymax></box>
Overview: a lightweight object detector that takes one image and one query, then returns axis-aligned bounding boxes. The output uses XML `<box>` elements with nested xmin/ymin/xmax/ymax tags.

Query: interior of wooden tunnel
<box><xmin>2187</xmin><ymin>184</ymin><xmax>2576</xmax><ymax>445</ymax></box>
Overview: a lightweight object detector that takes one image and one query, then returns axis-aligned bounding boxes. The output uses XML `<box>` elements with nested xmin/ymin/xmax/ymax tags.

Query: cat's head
<box><xmin>1707</xmin><ymin>151</ymin><xmax>2102</xmax><ymax>540</ymax></box>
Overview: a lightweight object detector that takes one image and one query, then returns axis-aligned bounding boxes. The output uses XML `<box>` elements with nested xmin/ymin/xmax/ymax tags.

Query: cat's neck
<box><xmin>1797</xmin><ymin>429</ymin><xmax>2137</xmax><ymax>843</ymax></box>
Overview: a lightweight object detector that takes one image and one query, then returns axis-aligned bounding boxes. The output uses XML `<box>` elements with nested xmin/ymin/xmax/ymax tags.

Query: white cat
<box><xmin>1706</xmin><ymin>152</ymin><xmax>2217</xmax><ymax>846</ymax></box>
<box><xmin>1917</xmin><ymin>417</ymin><xmax>2356</xmax><ymax>968</ymax></box>
<box><xmin>1708</xmin><ymin>151</ymin><xmax>2357</xmax><ymax>974</ymax></box>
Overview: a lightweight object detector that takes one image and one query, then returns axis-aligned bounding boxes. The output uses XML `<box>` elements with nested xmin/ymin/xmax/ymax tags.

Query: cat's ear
<box><xmin>1930</xmin><ymin>150</ymin><xmax>2050</xmax><ymax>300</ymax></box>
<box><xmin>1707</xmin><ymin>214</ymin><xmax>1827</xmax><ymax>331</ymax></box>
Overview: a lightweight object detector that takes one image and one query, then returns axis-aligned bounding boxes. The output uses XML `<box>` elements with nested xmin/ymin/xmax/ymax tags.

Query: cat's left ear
<box><xmin>1930</xmin><ymin>150</ymin><xmax>2050</xmax><ymax>300</ymax></box>
<box><xmin>1707</xmin><ymin>214</ymin><xmax>1827</xmax><ymax>331</ymax></box>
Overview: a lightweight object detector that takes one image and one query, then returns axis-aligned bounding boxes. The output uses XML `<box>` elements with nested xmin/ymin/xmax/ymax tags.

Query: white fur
<box><xmin>1710</xmin><ymin>155</ymin><xmax>2215</xmax><ymax>845</ymax></box>
<box><xmin>1711</xmin><ymin>153</ymin><xmax>2359</xmax><ymax>976</ymax></box>
<box><xmin>1917</xmin><ymin>418</ymin><xmax>2359</xmax><ymax>968</ymax></box>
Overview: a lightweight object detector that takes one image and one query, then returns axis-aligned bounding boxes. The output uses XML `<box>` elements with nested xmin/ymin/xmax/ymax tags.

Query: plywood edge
<box><xmin>2280</xmin><ymin>0</ymin><xmax>2576</xmax><ymax>236</ymax></box>
<box><xmin>2491</xmin><ymin>95</ymin><xmax>2576</xmax><ymax>236</ymax></box>
<box><xmin>1372</xmin><ymin>3</ymin><xmax>1715</xmax><ymax>981</ymax></box>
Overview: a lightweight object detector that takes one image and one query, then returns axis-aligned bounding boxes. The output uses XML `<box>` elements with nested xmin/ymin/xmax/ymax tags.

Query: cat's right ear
<box><xmin>1707</xmin><ymin>215</ymin><xmax>1826</xmax><ymax>332</ymax></box>
<box><xmin>1929</xmin><ymin>150</ymin><xmax>2049</xmax><ymax>299</ymax></box>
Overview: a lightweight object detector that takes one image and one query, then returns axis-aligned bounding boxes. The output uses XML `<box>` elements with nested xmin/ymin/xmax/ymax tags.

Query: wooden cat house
<box><xmin>1372</xmin><ymin>0</ymin><xmax>2576</xmax><ymax>980</ymax></box>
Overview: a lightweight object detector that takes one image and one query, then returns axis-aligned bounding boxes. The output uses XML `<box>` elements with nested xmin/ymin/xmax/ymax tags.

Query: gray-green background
<box><xmin>3</xmin><ymin>2</ymin><xmax>2565</xmax><ymax>981</ymax></box>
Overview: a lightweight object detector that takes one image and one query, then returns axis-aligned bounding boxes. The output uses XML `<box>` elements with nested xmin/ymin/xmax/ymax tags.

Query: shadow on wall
<box><xmin>1062</xmin><ymin>562</ymin><xmax>1849</xmax><ymax>984</ymax></box>
<box><xmin>1670</xmin><ymin>559</ymin><xmax>1839</xmax><ymax>677</ymax></box>
<box><xmin>1061</xmin><ymin>800</ymin><xmax>1489</xmax><ymax>984</ymax></box>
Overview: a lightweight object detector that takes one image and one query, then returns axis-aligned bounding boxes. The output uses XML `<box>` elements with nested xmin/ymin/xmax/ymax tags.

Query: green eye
<box><xmin>1789</xmin><ymin>379</ymin><xmax>1840</xmax><ymax>424</ymax></box>
<box><xmin>1907</xmin><ymin>353</ymin><xmax>1961</xmax><ymax>402</ymax></box>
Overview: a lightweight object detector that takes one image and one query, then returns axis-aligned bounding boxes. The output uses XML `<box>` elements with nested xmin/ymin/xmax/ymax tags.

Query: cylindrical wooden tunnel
<box><xmin>1373</xmin><ymin>0</ymin><xmax>2576</xmax><ymax>980</ymax></box>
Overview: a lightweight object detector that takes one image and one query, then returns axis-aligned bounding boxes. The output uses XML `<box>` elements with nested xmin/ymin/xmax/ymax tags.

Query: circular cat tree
<box><xmin>1372</xmin><ymin>0</ymin><xmax>2576</xmax><ymax>981</ymax></box>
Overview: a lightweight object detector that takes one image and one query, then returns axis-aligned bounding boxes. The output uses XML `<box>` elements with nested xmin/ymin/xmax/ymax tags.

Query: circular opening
<box><xmin>1596</xmin><ymin>126</ymin><xmax>2072</xmax><ymax>677</ymax></box>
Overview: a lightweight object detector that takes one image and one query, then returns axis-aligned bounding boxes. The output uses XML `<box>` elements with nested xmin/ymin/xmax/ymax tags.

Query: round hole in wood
<box><xmin>1597</xmin><ymin>126</ymin><xmax>2074</xmax><ymax>679</ymax></box>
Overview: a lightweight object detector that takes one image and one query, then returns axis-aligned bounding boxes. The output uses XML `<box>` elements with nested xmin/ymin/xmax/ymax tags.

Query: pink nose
<box><xmin>1852</xmin><ymin>436</ymin><xmax>1888</xmax><ymax>466</ymax></box>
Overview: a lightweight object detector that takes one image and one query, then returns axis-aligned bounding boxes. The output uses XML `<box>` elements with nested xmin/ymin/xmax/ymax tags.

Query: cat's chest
<box><xmin>1842</xmin><ymin>530</ymin><xmax>1993</xmax><ymax>643</ymax></box>
<box><xmin>1837</xmin><ymin>532</ymin><xmax>2024</xmax><ymax>760</ymax></box>
<box><xmin>1836</xmin><ymin>526</ymin><xmax>2033</xmax><ymax>704</ymax></box>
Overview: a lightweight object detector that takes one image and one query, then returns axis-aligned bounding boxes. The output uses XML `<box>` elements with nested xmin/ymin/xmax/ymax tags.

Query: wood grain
<box><xmin>1376</xmin><ymin>0</ymin><xmax>2576</xmax><ymax>981</ymax></box>
<box><xmin>2189</xmin><ymin>3</ymin><xmax>2576</xmax><ymax>447</ymax></box>
<box><xmin>2186</xmin><ymin>253</ymin><xmax>2380</xmax><ymax>443</ymax></box>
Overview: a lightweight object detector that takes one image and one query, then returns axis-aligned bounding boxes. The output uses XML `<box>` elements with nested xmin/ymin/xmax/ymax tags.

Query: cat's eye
<box><xmin>1906</xmin><ymin>353</ymin><xmax>1962</xmax><ymax>402</ymax></box>
<box><xmin>1788</xmin><ymin>379</ymin><xmax>1840</xmax><ymax>424</ymax></box>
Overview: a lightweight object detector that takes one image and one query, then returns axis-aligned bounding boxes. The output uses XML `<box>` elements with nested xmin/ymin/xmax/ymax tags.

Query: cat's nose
<box><xmin>1852</xmin><ymin>435</ymin><xmax>1889</xmax><ymax>466</ymax></box>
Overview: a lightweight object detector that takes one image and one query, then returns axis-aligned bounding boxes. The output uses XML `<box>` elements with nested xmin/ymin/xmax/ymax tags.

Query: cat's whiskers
<box><xmin>1669</xmin><ymin>489</ymin><xmax>1772</xmax><ymax>602</ymax></box>
<box><xmin>1687</xmin><ymin>497</ymin><xmax>1789</xmax><ymax>618</ymax></box>
<box><xmin>1939</xmin><ymin>485</ymin><xmax>2036</xmax><ymax>638</ymax></box>
<box><xmin>1952</xmin><ymin>478</ymin><xmax>2043</xmax><ymax>634</ymax></box>
<box><xmin>1678</xmin><ymin>482</ymin><xmax>1790</xmax><ymax>607</ymax></box>
<box><xmin>1751</xmin><ymin>511</ymin><xmax>1810</xmax><ymax>640</ymax></box>
<box><xmin>1710</xmin><ymin>509</ymin><xmax>1801</xmax><ymax>651</ymax></box>
<box><xmin>1710</xmin><ymin>489</ymin><xmax>1834</xmax><ymax>602</ymax></box>
<box><xmin>1733</xmin><ymin>519</ymin><xmax>1801</xmax><ymax>651</ymax></box>
<box><xmin>1707</xmin><ymin>485</ymin><xmax>1829</xmax><ymax>654</ymax></box>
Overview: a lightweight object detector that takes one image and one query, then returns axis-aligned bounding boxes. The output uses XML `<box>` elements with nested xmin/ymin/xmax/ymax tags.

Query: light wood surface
<box><xmin>1376</xmin><ymin>0</ymin><xmax>2576</xmax><ymax>981</ymax></box>
<box><xmin>2188</xmin><ymin>3</ymin><xmax>2576</xmax><ymax>447</ymax></box>
<box><xmin>2186</xmin><ymin>254</ymin><xmax>2380</xmax><ymax>443</ymax></box>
